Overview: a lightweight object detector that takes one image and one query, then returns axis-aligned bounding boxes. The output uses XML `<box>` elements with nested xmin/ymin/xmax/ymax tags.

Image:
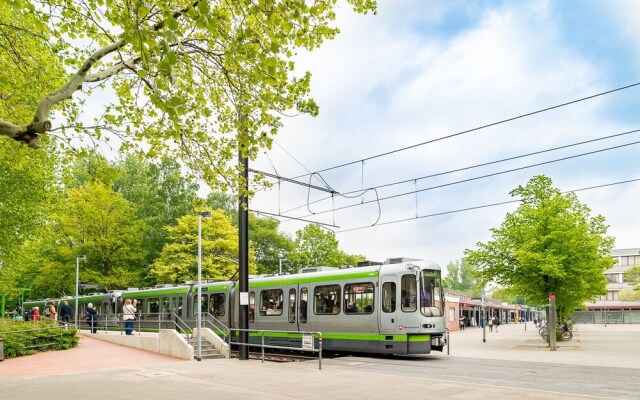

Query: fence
<box><xmin>229</xmin><ymin>328</ymin><xmax>323</xmax><ymax>370</ymax></box>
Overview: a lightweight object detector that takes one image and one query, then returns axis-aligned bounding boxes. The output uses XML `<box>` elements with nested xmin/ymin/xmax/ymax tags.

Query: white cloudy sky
<box><xmin>248</xmin><ymin>0</ymin><xmax>640</xmax><ymax>268</ymax></box>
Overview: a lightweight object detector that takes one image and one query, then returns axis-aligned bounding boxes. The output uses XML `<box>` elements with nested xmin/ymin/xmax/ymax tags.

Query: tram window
<box><xmin>136</xmin><ymin>299</ymin><xmax>144</xmax><ymax>317</ymax></box>
<box><xmin>344</xmin><ymin>283</ymin><xmax>374</xmax><ymax>314</ymax></box>
<box><xmin>288</xmin><ymin>289</ymin><xmax>296</xmax><ymax>323</ymax></box>
<box><xmin>299</xmin><ymin>288</ymin><xmax>308</xmax><ymax>323</ymax></box>
<box><xmin>148</xmin><ymin>298</ymin><xmax>160</xmax><ymax>314</ymax></box>
<box><xmin>177</xmin><ymin>297</ymin><xmax>184</xmax><ymax>317</ymax></box>
<box><xmin>260</xmin><ymin>289</ymin><xmax>284</xmax><ymax>316</ymax></box>
<box><xmin>249</xmin><ymin>292</ymin><xmax>255</xmax><ymax>323</ymax></box>
<box><xmin>420</xmin><ymin>270</ymin><xmax>443</xmax><ymax>317</ymax></box>
<box><xmin>314</xmin><ymin>285</ymin><xmax>341</xmax><ymax>315</ymax></box>
<box><xmin>382</xmin><ymin>282</ymin><xmax>396</xmax><ymax>313</ymax></box>
<box><xmin>211</xmin><ymin>294</ymin><xmax>226</xmax><ymax>316</ymax></box>
<box><xmin>200</xmin><ymin>295</ymin><xmax>209</xmax><ymax>315</ymax></box>
<box><xmin>401</xmin><ymin>275</ymin><xmax>417</xmax><ymax>312</ymax></box>
<box><xmin>162</xmin><ymin>297</ymin><xmax>171</xmax><ymax>319</ymax></box>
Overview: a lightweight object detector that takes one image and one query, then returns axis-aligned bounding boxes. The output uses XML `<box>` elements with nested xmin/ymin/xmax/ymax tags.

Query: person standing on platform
<box><xmin>86</xmin><ymin>303</ymin><xmax>98</xmax><ymax>333</ymax></box>
<box><xmin>122</xmin><ymin>299</ymin><xmax>137</xmax><ymax>335</ymax></box>
<box><xmin>31</xmin><ymin>306</ymin><xmax>41</xmax><ymax>322</ymax></box>
<box><xmin>60</xmin><ymin>301</ymin><xmax>72</xmax><ymax>325</ymax></box>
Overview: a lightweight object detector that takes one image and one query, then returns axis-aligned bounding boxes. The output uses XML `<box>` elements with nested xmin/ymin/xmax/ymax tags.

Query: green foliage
<box><xmin>287</xmin><ymin>224</ymin><xmax>365</xmax><ymax>272</ymax></box>
<box><xmin>249</xmin><ymin>214</ymin><xmax>294</xmax><ymax>274</ymax></box>
<box><xmin>112</xmin><ymin>155</ymin><xmax>199</xmax><ymax>266</ymax></box>
<box><xmin>465</xmin><ymin>175</ymin><xmax>615</xmax><ymax>320</ymax></box>
<box><xmin>625</xmin><ymin>266</ymin><xmax>640</xmax><ymax>289</ymax></box>
<box><xmin>442</xmin><ymin>259</ymin><xmax>481</xmax><ymax>295</ymax></box>
<box><xmin>151</xmin><ymin>210</ymin><xmax>256</xmax><ymax>283</ymax></box>
<box><xmin>1</xmin><ymin>0</ymin><xmax>377</xmax><ymax>193</ymax></box>
<box><xmin>0</xmin><ymin>319</ymin><xmax>78</xmax><ymax>358</ymax></box>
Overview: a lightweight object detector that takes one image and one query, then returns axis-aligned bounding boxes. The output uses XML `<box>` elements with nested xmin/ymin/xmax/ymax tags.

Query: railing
<box><xmin>201</xmin><ymin>312</ymin><xmax>230</xmax><ymax>344</ymax></box>
<box><xmin>228</xmin><ymin>328</ymin><xmax>323</xmax><ymax>370</ymax></box>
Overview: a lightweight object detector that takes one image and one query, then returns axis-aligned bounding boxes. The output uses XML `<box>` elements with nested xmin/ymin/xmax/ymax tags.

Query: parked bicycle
<box><xmin>539</xmin><ymin>320</ymin><xmax>572</xmax><ymax>341</ymax></box>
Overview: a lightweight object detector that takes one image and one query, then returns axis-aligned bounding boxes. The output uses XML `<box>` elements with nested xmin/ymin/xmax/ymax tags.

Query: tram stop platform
<box><xmin>1</xmin><ymin>323</ymin><xmax>639</xmax><ymax>400</ymax></box>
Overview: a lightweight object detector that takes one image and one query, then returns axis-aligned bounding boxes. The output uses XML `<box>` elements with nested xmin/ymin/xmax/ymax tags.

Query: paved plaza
<box><xmin>1</xmin><ymin>323</ymin><xmax>639</xmax><ymax>399</ymax></box>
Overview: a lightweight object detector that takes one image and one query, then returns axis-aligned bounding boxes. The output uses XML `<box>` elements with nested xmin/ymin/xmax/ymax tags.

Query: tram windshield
<box><xmin>420</xmin><ymin>270</ymin><xmax>444</xmax><ymax>317</ymax></box>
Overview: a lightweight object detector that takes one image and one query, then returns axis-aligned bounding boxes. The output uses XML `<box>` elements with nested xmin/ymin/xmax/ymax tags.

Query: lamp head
<box><xmin>77</xmin><ymin>255</ymin><xmax>86</xmax><ymax>260</ymax></box>
<box><xmin>199</xmin><ymin>211</ymin><xmax>212</xmax><ymax>218</ymax></box>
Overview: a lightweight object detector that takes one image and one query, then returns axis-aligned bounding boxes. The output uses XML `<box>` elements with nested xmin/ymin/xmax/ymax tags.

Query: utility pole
<box><xmin>238</xmin><ymin>145</ymin><xmax>249</xmax><ymax>361</ymax></box>
<box><xmin>549</xmin><ymin>294</ymin><xmax>557</xmax><ymax>351</ymax></box>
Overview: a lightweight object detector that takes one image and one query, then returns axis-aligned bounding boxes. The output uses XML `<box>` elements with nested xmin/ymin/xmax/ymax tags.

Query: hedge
<box><xmin>0</xmin><ymin>319</ymin><xmax>78</xmax><ymax>359</ymax></box>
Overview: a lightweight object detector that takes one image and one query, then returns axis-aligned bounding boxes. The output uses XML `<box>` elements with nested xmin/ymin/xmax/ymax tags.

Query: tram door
<box><xmin>379</xmin><ymin>276</ymin><xmax>398</xmax><ymax>333</ymax></box>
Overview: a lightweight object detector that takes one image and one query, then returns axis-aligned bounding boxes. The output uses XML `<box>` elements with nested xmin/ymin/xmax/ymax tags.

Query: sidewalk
<box><xmin>1</xmin><ymin>323</ymin><xmax>638</xmax><ymax>400</ymax></box>
<box><xmin>0</xmin><ymin>334</ymin><xmax>185</xmax><ymax>378</ymax></box>
<box><xmin>447</xmin><ymin>322</ymin><xmax>640</xmax><ymax>368</ymax></box>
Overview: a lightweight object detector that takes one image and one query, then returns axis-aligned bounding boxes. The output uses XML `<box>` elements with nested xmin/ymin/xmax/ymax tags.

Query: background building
<box><xmin>573</xmin><ymin>248</ymin><xmax>640</xmax><ymax>324</ymax></box>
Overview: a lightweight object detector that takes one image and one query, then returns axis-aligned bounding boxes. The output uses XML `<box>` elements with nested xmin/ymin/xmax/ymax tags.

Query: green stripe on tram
<box><xmin>249</xmin><ymin>271</ymin><xmax>380</xmax><ymax>288</ymax></box>
<box><xmin>123</xmin><ymin>288</ymin><xmax>188</xmax><ymax>297</ymax></box>
<box><xmin>248</xmin><ymin>332</ymin><xmax>428</xmax><ymax>342</ymax></box>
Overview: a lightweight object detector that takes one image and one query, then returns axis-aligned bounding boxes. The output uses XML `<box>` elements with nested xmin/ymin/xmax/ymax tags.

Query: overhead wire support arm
<box><xmin>249</xmin><ymin>168</ymin><xmax>337</xmax><ymax>194</ymax></box>
<box><xmin>249</xmin><ymin>209</ymin><xmax>340</xmax><ymax>229</ymax></box>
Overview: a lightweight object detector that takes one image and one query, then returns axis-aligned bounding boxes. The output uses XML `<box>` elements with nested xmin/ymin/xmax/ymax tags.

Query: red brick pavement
<box><xmin>0</xmin><ymin>334</ymin><xmax>186</xmax><ymax>378</ymax></box>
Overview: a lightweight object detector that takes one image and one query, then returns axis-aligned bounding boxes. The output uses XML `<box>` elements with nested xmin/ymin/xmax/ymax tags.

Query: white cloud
<box><xmin>249</xmin><ymin>0</ymin><xmax>640</xmax><ymax>266</ymax></box>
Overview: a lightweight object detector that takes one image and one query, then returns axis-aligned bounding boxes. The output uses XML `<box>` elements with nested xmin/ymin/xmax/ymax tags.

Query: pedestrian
<box><xmin>31</xmin><ymin>306</ymin><xmax>41</xmax><ymax>322</ymax></box>
<box><xmin>459</xmin><ymin>315</ymin><xmax>466</xmax><ymax>331</ymax></box>
<box><xmin>60</xmin><ymin>301</ymin><xmax>72</xmax><ymax>325</ymax></box>
<box><xmin>122</xmin><ymin>299</ymin><xmax>137</xmax><ymax>335</ymax></box>
<box><xmin>47</xmin><ymin>303</ymin><xmax>57</xmax><ymax>320</ymax></box>
<box><xmin>488</xmin><ymin>316</ymin><xmax>493</xmax><ymax>332</ymax></box>
<box><xmin>495</xmin><ymin>317</ymin><xmax>500</xmax><ymax>333</ymax></box>
<box><xmin>85</xmin><ymin>303</ymin><xmax>98</xmax><ymax>333</ymax></box>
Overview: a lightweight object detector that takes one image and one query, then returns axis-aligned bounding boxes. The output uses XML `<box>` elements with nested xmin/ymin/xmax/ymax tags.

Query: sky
<box><xmin>248</xmin><ymin>0</ymin><xmax>640</xmax><ymax>270</ymax></box>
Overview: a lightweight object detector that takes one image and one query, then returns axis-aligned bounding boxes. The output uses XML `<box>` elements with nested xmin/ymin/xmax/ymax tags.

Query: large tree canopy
<box><xmin>1</xmin><ymin>0</ymin><xmax>376</xmax><ymax>191</ymax></box>
<box><xmin>151</xmin><ymin>210</ymin><xmax>257</xmax><ymax>283</ymax></box>
<box><xmin>464</xmin><ymin>175</ymin><xmax>615</xmax><ymax>319</ymax></box>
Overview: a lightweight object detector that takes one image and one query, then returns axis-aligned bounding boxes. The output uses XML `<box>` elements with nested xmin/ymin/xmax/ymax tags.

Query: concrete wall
<box><xmin>80</xmin><ymin>330</ymin><xmax>193</xmax><ymax>360</ymax></box>
<box><xmin>195</xmin><ymin>328</ymin><xmax>230</xmax><ymax>358</ymax></box>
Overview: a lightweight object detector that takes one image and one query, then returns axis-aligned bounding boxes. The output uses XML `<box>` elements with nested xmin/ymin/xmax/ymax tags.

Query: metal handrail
<box><xmin>228</xmin><ymin>328</ymin><xmax>323</xmax><ymax>370</ymax></box>
<box><xmin>202</xmin><ymin>312</ymin><xmax>230</xmax><ymax>343</ymax></box>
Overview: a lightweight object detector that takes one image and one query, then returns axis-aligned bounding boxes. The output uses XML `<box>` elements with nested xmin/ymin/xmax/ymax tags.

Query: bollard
<box><xmin>446</xmin><ymin>329</ymin><xmax>450</xmax><ymax>355</ymax></box>
<box><xmin>0</xmin><ymin>338</ymin><xmax>3</xmax><ymax>361</ymax></box>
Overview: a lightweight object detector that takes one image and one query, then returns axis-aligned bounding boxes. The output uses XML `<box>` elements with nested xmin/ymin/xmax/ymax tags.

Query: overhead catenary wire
<box><xmin>293</xmin><ymin>138</ymin><xmax>640</xmax><ymax>219</ymax></box>
<box><xmin>335</xmin><ymin>177</ymin><xmax>640</xmax><ymax>233</ymax></box>
<box><xmin>289</xmin><ymin>81</ymin><xmax>640</xmax><ymax>180</ymax></box>
<box><xmin>280</xmin><ymin>127</ymin><xmax>640</xmax><ymax>215</ymax></box>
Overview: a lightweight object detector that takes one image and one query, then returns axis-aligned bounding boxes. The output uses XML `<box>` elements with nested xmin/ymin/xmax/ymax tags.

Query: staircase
<box><xmin>187</xmin><ymin>336</ymin><xmax>225</xmax><ymax>360</ymax></box>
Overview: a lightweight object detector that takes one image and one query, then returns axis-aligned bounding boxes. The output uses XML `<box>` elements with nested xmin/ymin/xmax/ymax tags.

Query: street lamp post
<box><xmin>481</xmin><ymin>285</ymin><xmax>486</xmax><ymax>343</ymax></box>
<box><xmin>604</xmin><ymin>292</ymin><xmax>607</xmax><ymax>327</ymax></box>
<box><xmin>278</xmin><ymin>250</ymin><xmax>284</xmax><ymax>275</ymax></box>
<box><xmin>197</xmin><ymin>211</ymin><xmax>211</xmax><ymax>362</ymax></box>
<box><xmin>75</xmin><ymin>255</ymin><xmax>86</xmax><ymax>326</ymax></box>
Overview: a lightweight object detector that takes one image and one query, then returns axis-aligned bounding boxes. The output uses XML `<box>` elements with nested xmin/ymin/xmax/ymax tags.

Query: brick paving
<box><xmin>0</xmin><ymin>334</ymin><xmax>185</xmax><ymax>378</ymax></box>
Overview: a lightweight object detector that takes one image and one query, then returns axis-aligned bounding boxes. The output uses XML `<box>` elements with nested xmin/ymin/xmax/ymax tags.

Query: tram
<box><xmin>25</xmin><ymin>257</ymin><xmax>447</xmax><ymax>355</ymax></box>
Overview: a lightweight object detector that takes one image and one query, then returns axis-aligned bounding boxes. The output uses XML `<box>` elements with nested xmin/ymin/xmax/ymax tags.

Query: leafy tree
<box><xmin>12</xmin><ymin>182</ymin><xmax>147</xmax><ymax>297</ymax></box>
<box><xmin>56</xmin><ymin>182</ymin><xmax>147</xmax><ymax>286</ymax></box>
<box><xmin>442</xmin><ymin>259</ymin><xmax>480</xmax><ymax>295</ymax></box>
<box><xmin>205</xmin><ymin>191</ymin><xmax>296</xmax><ymax>274</ymax></box>
<box><xmin>112</xmin><ymin>155</ymin><xmax>199</xmax><ymax>265</ymax></box>
<box><xmin>1</xmin><ymin>0</ymin><xmax>376</xmax><ymax>193</ymax></box>
<box><xmin>151</xmin><ymin>210</ymin><xmax>256</xmax><ymax>283</ymax></box>
<box><xmin>465</xmin><ymin>175</ymin><xmax>615</xmax><ymax>320</ymax></box>
<box><xmin>287</xmin><ymin>224</ymin><xmax>365</xmax><ymax>272</ymax></box>
<box><xmin>248</xmin><ymin>214</ymin><xmax>294</xmax><ymax>274</ymax></box>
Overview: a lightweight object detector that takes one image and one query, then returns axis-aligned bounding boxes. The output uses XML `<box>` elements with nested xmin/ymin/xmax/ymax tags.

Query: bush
<box><xmin>0</xmin><ymin>319</ymin><xmax>78</xmax><ymax>359</ymax></box>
